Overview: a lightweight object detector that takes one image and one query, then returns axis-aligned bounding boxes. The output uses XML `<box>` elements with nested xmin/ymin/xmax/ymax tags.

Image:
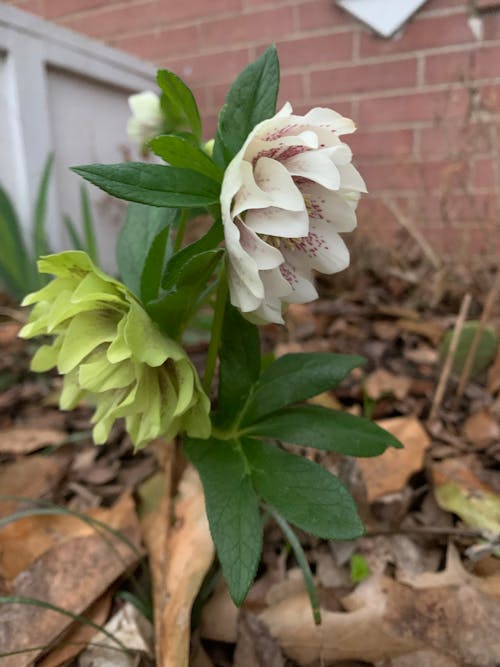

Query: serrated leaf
<box><xmin>215</xmin><ymin>303</ymin><xmax>261</xmax><ymax>428</ymax></box>
<box><xmin>243</xmin><ymin>437</ymin><xmax>363</xmax><ymax>540</ymax></box>
<box><xmin>72</xmin><ymin>163</ymin><xmax>220</xmax><ymax>208</ymax></box>
<box><xmin>213</xmin><ymin>46</ymin><xmax>280</xmax><ymax>167</ymax></box>
<box><xmin>150</xmin><ymin>135</ymin><xmax>223</xmax><ymax>182</ymax></box>
<box><xmin>116</xmin><ymin>203</ymin><xmax>177</xmax><ymax>300</ymax></box>
<box><xmin>246</xmin><ymin>404</ymin><xmax>402</xmax><ymax>456</ymax></box>
<box><xmin>242</xmin><ymin>352</ymin><xmax>365</xmax><ymax>425</ymax></box>
<box><xmin>184</xmin><ymin>437</ymin><xmax>262</xmax><ymax>606</ymax></box>
<box><xmin>157</xmin><ymin>69</ymin><xmax>202</xmax><ymax>140</ymax></box>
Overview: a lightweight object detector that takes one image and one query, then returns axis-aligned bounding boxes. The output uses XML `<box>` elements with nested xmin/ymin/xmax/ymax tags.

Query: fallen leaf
<box><xmin>0</xmin><ymin>494</ymin><xmax>142</xmax><ymax>667</ymax></box>
<box><xmin>404</xmin><ymin>345</ymin><xmax>438</xmax><ymax>365</ymax></box>
<box><xmin>0</xmin><ymin>455</ymin><xmax>69</xmax><ymax>518</ymax></box>
<box><xmin>463</xmin><ymin>408</ymin><xmax>500</xmax><ymax>448</ymax></box>
<box><xmin>37</xmin><ymin>593</ymin><xmax>112</xmax><ymax>667</ymax></box>
<box><xmin>0</xmin><ymin>321</ymin><xmax>22</xmax><ymax>346</ymax></box>
<box><xmin>78</xmin><ymin>601</ymin><xmax>154</xmax><ymax>667</ymax></box>
<box><xmin>151</xmin><ymin>464</ymin><xmax>215</xmax><ymax>667</ymax></box>
<box><xmin>397</xmin><ymin>318</ymin><xmax>444</xmax><ymax>344</ymax></box>
<box><xmin>234</xmin><ymin>610</ymin><xmax>285</xmax><ymax>667</ymax></box>
<box><xmin>433</xmin><ymin>456</ymin><xmax>500</xmax><ymax>534</ymax></box>
<box><xmin>389</xmin><ymin>651</ymin><xmax>459</xmax><ymax>667</ymax></box>
<box><xmin>357</xmin><ymin>416</ymin><xmax>430</xmax><ymax>502</ymax></box>
<box><xmin>364</xmin><ymin>368</ymin><xmax>412</xmax><ymax>401</ymax></box>
<box><xmin>200</xmin><ymin>579</ymin><xmax>238</xmax><ymax>644</ymax></box>
<box><xmin>0</xmin><ymin>426</ymin><xmax>67</xmax><ymax>454</ymax></box>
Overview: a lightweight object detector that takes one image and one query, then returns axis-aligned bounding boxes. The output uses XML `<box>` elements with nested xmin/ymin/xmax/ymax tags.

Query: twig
<box><xmin>455</xmin><ymin>271</ymin><xmax>500</xmax><ymax>402</ymax></box>
<box><xmin>381</xmin><ymin>196</ymin><xmax>442</xmax><ymax>270</ymax></box>
<box><xmin>429</xmin><ymin>292</ymin><xmax>472</xmax><ymax>421</ymax></box>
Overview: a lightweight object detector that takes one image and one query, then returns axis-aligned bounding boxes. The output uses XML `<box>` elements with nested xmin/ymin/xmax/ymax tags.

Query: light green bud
<box><xmin>20</xmin><ymin>251</ymin><xmax>211</xmax><ymax>449</ymax></box>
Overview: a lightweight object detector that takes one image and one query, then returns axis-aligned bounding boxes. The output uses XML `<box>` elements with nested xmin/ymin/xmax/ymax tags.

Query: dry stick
<box><xmin>429</xmin><ymin>292</ymin><xmax>472</xmax><ymax>421</ymax></box>
<box><xmin>455</xmin><ymin>271</ymin><xmax>500</xmax><ymax>402</ymax></box>
<box><xmin>382</xmin><ymin>196</ymin><xmax>442</xmax><ymax>270</ymax></box>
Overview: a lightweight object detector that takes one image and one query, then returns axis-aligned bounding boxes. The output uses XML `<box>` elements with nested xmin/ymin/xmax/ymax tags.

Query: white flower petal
<box><xmin>245</xmin><ymin>205</ymin><xmax>309</xmax><ymax>238</ymax></box>
<box><xmin>279</xmin><ymin>261</ymin><xmax>318</xmax><ymax>303</ymax></box>
<box><xmin>299</xmin><ymin>182</ymin><xmax>358</xmax><ymax>232</ymax></box>
<box><xmin>237</xmin><ymin>219</ymin><xmax>284</xmax><ymax>270</ymax></box>
<box><xmin>283</xmin><ymin>220</ymin><xmax>350</xmax><ymax>274</ymax></box>
<box><xmin>284</xmin><ymin>150</ymin><xmax>341</xmax><ymax>190</ymax></box>
<box><xmin>232</xmin><ymin>157</ymin><xmax>303</xmax><ymax>217</ymax></box>
<box><xmin>302</xmin><ymin>107</ymin><xmax>356</xmax><ymax>135</ymax></box>
<box><xmin>337</xmin><ymin>163</ymin><xmax>368</xmax><ymax>193</ymax></box>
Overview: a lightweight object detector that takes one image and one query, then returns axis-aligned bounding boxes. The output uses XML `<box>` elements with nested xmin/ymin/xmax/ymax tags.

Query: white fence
<box><xmin>0</xmin><ymin>3</ymin><xmax>156</xmax><ymax>270</ymax></box>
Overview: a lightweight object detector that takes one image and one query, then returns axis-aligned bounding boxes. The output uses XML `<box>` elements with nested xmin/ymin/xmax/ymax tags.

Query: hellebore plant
<box><xmin>20</xmin><ymin>47</ymin><xmax>402</xmax><ymax>617</ymax></box>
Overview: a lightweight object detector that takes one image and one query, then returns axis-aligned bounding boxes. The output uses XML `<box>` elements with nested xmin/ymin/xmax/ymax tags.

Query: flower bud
<box><xmin>20</xmin><ymin>252</ymin><xmax>211</xmax><ymax>449</ymax></box>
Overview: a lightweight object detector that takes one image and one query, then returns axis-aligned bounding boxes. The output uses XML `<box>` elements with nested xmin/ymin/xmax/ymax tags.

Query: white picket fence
<box><xmin>0</xmin><ymin>3</ymin><xmax>156</xmax><ymax>270</ymax></box>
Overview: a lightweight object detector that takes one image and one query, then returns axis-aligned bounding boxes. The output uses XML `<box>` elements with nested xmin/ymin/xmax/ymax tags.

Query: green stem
<box><xmin>265</xmin><ymin>504</ymin><xmax>322</xmax><ymax>626</ymax></box>
<box><xmin>202</xmin><ymin>264</ymin><xmax>227</xmax><ymax>394</ymax></box>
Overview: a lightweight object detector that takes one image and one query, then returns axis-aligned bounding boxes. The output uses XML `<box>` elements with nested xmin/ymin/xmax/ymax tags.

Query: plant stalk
<box><xmin>202</xmin><ymin>264</ymin><xmax>227</xmax><ymax>394</ymax></box>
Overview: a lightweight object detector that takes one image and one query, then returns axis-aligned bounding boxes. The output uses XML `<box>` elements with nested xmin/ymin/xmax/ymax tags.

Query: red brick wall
<box><xmin>8</xmin><ymin>0</ymin><xmax>500</xmax><ymax>255</ymax></box>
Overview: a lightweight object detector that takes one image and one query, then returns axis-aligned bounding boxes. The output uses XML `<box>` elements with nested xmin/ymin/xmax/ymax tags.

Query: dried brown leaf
<box><xmin>463</xmin><ymin>408</ymin><xmax>500</xmax><ymax>448</ymax></box>
<box><xmin>357</xmin><ymin>416</ymin><xmax>430</xmax><ymax>502</ymax></box>
<box><xmin>234</xmin><ymin>610</ymin><xmax>285</xmax><ymax>667</ymax></box>
<box><xmin>0</xmin><ymin>427</ymin><xmax>66</xmax><ymax>455</ymax></box>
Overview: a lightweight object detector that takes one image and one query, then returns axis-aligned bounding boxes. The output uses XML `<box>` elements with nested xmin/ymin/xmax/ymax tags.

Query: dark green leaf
<box><xmin>162</xmin><ymin>219</ymin><xmax>223</xmax><ymax>290</ymax></box>
<box><xmin>215</xmin><ymin>303</ymin><xmax>261</xmax><ymax>428</ymax></box>
<box><xmin>243</xmin><ymin>438</ymin><xmax>364</xmax><ymax>540</ymax></box>
<box><xmin>147</xmin><ymin>249</ymin><xmax>223</xmax><ymax>338</ymax></box>
<box><xmin>213</xmin><ymin>46</ymin><xmax>280</xmax><ymax>167</ymax></box>
<box><xmin>150</xmin><ymin>135</ymin><xmax>223</xmax><ymax>182</ymax></box>
<box><xmin>116</xmin><ymin>203</ymin><xmax>177</xmax><ymax>300</ymax></box>
<box><xmin>0</xmin><ymin>184</ymin><xmax>37</xmax><ymax>298</ymax></box>
<box><xmin>242</xmin><ymin>353</ymin><xmax>365</xmax><ymax>425</ymax></box>
<box><xmin>245</xmin><ymin>404</ymin><xmax>402</xmax><ymax>456</ymax></box>
<box><xmin>184</xmin><ymin>437</ymin><xmax>262</xmax><ymax>606</ymax></box>
<box><xmin>72</xmin><ymin>163</ymin><xmax>220</xmax><ymax>208</ymax></box>
<box><xmin>157</xmin><ymin>69</ymin><xmax>202</xmax><ymax>141</ymax></box>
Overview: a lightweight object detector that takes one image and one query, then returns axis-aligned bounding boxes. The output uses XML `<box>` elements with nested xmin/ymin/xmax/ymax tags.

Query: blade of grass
<box><xmin>63</xmin><ymin>214</ymin><xmax>84</xmax><ymax>250</ymax></box>
<box><xmin>33</xmin><ymin>153</ymin><xmax>54</xmax><ymax>260</ymax></box>
<box><xmin>0</xmin><ymin>596</ymin><xmax>130</xmax><ymax>653</ymax></box>
<box><xmin>80</xmin><ymin>184</ymin><xmax>99</xmax><ymax>265</ymax></box>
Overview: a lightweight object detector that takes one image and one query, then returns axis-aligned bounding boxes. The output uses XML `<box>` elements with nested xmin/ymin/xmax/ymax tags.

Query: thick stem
<box><xmin>265</xmin><ymin>504</ymin><xmax>322</xmax><ymax>626</ymax></box>
<box><xmin>202</xmin><ymin>264</ymin><xmax>228</xmax><ymax>394</ymax></box>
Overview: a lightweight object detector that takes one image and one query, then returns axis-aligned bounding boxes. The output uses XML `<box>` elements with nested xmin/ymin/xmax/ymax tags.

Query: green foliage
<box><xmin>116</xmin><ymin>203</ymin><xmax>177</xmax><ymax>302</ymax></box>
<box><xmin>213</xmin><ymin>45</ymin><xmax>280</xmax><ymax>167</ymax></box>
<box><xmin>350</xmin><ymin>554</ymin><xmax>371</xmax><ymax>583</ymax></box>
<box><xmin>157</xmin><ymin>69</ymin><xmax>202</xmax><ymax>141</ymax></box>
<box><xmin>149</xmin><ymin>135</ymin><xmax>223</xmax><ymax>182</ymax></box>
<box><xmin>242</xmin><ymin>352</ymin><xmax>366</xmax><ymax>424</ymax></box>
<box><xmin>184</xmin><ymin>437</ymin><xmax>262</xmax><ymax>606</ymax></box>
<box><xmin>72</xmin><ymin>163</ymin><xmax>221</xmax><ymax>208</ymax></box>
<box><xmin>440</xmin><ymin>320</ymin><xmax>498</xmax><ymax>378</ymax></box>
<box><xmin>215</xmin><ymin>303</ymin><xmax>261</xmax><ymax>428</ymax></box>
<box><xmin>246</xmin><ymin>404</ymin><xmax>403</xmax><ymax>456</ymax></box>
<box><xmin>63</xmin><ymin>184</ymin><xmax>99</xmax><ymax>265</ymax></box>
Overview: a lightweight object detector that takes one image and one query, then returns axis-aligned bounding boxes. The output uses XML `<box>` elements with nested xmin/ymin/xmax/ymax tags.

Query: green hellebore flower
<box><xmin>19</xmin><ymin>251</ymin><xmax>211</xmax><ymax>449</ymax></box>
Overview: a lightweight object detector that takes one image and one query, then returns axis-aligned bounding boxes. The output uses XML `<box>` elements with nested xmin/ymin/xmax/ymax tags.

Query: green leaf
<box><xmin>33</xmin><ymin>153</ymin><xmax>54</xmax><ymax>260</ymax></box>
<box><xmin>161</xmin><ymin>219</ymin><xmax>223</xmax><ymax>290</ymax></box>
<box><xmin>242</xmin><ymin>352</ymin><xmax>365</xmax><ymax>425</ymax></box>
<box><xmin>0</xmin><ymin>183</ymin><xmax>37</xmax><ymax>298</ymax></box>
<box><xmin>213</xmin><ymin>46</ymin><xmax>280</xmax><ymax>167</ymax></box>
<box><xmin>215</xmin><ymin>303</ymin><xmax>261</xmax><ymax>428</ymax></box>
<box><xmin>116</xmin><ymin>203</ymin><xmax>177</xmax><ymax>301</ymax></box>
<box><xmin>80</xmin><ymin>184</ymin><xmax>99</xmax><ymax>265</ymax></box>
<box><xmin>440</xmin><ymin>321</ymin><xmax>498</xmax><ymax>378</ymax></box>
<box><xmin>184</xmin><ymin>437</ymin><xmax>262</xmax><ymax>606</ymax></box>
<box><xmin>243</xmin><ymin>438</ymin><xmax>364</xmax><ymax>540</ymax></box>
<box><xmin>246</xmin><ymin>404</ymin><xmax>402</xmax><ymax>456</ymax></box>
<box><xmin>350</xmin><ymin>554</ymin><xmax>370</xmax><ymax>583</ymax></box>
<box><xmin>63</xmin><ymin>214</ymin><xmax>84</xmax><ymax>250</ymax></box>
<box><xmin>157</xmin><ymin>69</ymin><xmax>202</xmax><ymax>141</ymax></box>
<box><xmin>147</xmin><ymin>248</ymin><xmax>223</xmax><ymax>338</ymax></box>
<box><xmin>72</xmin><ymin>163</ymin><xmax>220</xmax><ymax>208</ymax></box>
<box><xmin>150</xmin><ymin>135</ymin><xmax>223</xmax><ymax>182</ymax></box>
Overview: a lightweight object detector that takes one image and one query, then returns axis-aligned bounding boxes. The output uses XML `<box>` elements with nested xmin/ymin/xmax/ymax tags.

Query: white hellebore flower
<box><xmin>127</xmin><ymin>91</ymin><xmax>164</xmax><ymax>148</ymax></box>
<box><xmin>220</xmin><ymin>103</ymin><xmax>367</xmax><ymax>324</ymax></box>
